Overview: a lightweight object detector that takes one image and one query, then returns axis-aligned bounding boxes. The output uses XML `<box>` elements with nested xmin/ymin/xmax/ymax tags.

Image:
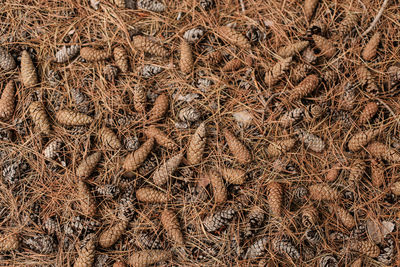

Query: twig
<box><xmin>239</xmin><ymin>0</ymin><xmax>245</xmax><ymax>12</ymax></box>
<box><xmin>361</xmin><ymin>0</ymin><xmax>390</xmax><ymax>36</ymax></box>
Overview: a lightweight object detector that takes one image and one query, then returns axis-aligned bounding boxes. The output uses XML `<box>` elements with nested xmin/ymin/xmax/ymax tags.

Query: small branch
<box><xmin>361</xmin><ymin>0</ymin><xmax>390</xmax><ymax>36</ymax></box>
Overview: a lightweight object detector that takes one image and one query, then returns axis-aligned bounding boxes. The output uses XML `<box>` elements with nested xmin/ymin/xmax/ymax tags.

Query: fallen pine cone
<box><xmin>73</xmin><ymin>234</ymin><xmax>96</xmax><ymax>267</ymax></box>
<box><xmin>267</xmin><ymin>138</ymin><xmax>296</xmax><ymax>158</ymax></box>
<box><xmin>99</xmin><ymin>219</ymin><xmax>129</xmax><ymax>248</ymax></box>
<box><xmin>304</xmin><ymin>0</ymin><xmax>319</xmax><ymax>21</ymax></box>
<box><xmin>114</xmin><ymin>46</ymin><xmax>129</xmax><ymax>72</ymax></box>
<box><xmin>29</xmin><ymin>101</ymin><xmax>51</xmax><ymax>135</ymax></box>
<box><xmin>144</xmin><ymin>126</ymin><xmax>178</xmax><ymax>150</ymax></box>
<box><xmin>152</xmin><ymin>153</ymin><xmax>183</xmax><ymax>186</ymax></box>
<box><xmin>160</xmin><ymin>209</ymin><xmax>184</xmax><ymax>246</ymax></box>
<box><xmin>179</xmin><ymin>39</ymin><xmax>193</xmax><ymax>74</ymax></box>
<box><xmin>347</xmin><ymin>129</ymin><xmax>379</xmax><ymax>151</ymax></box>
<box><xmin>127</xmin><ymin>250</ymin><xmax>171</xmax><ymax>267</ymax></box>
<box><xmin>216</xmin><ymin>26</ymin><xmax>251</xmax><ymax>49</ymax></box>
<box><xmin>136</xmin><ymin>187</ymin><xmax>170</xmax><ymax>203</ymax></box>
<box><xmin>359</xmin><ymin>102</ymin><xmax>378</xmax><ymax>125</ymax></box>
<box><xmin>186</xmin><ymin>122</ymin><xmax>206</xmax><ymax>165</ymax></box>
<box><xmin>148</xmin><ymin>93</ymin><xmax>169</xmax><ymax>121</ymax></box>
<box><xmin>267</xmin><ymin>182</ymin><xmax>283</xmax><ymax>218</ymax></box>
<box><xmin>278</xmin><ymin>41</ymin><xmax>309</xmax><ymax>58</ymax></box>
<box><xmin>132</xmin><ymin>36</ymin><xmax>168</xmax><ymax>57</ymax></box>
<box><xmin>80</xmin><ymin>47</ymin><xmax>110</xmax><ymax>61</ymax></box>
<box><xmin>76</xmin><ymin>152</ymin><xmax>102</xmax><ymax>178</ymax></box>
<box><xmin>289</xmin><ymin>74</ymin><xmax>319</xmax><ymax>101</ymax></box>
<box><xmin>208</xmin><ymin>170</ymin><xmax>227</xmax><ymax>204</ymax></box>
<box><xmin>0</xmin><ymin>233</ymin><xmax>19</xmax><ymax>251</ymax></box>
<box><xmin>309</xmin><ymin>183</ymin><xmax>339</xmax><ymax>201</ymax></box>
<box><xmin>123</xmin><ymin>138</ymin><xmax>154</xmax><ymax>172</ymax></box>
<box><xmin>0</xmin><ymin>80</ymin><xmax>15</xmax><ymax>120</ymax></box>
<box><xmin>99</xmin><ymin>126</ymin><xmax>122</xmax><ymax>150</ymax></box>
<box><xmin>0</xmin><ymin>47</ymin><xmax>16</xmax><ymax>71</ymax></box>
<box><xmin>221</xmin><ymin>167</ymin><xmax>246</xmax><ymax>185</ymax></box>
<box><xmin>77</xmin><ymin>180</ymin><xmax>97</xmax><ymax>217</ymax></box>
<box><xmin>56</xmin><ymin>109</ymin><xmax>93</xmax><ymax>126</ymax></box>
<box><xmin>21</xmin><ymin>50</ymin><xmax>38</xmax><ymax>87</ymax></box>
<box><xmin>312</xmin><ymin>35</ymin><xmax>336</xmax><ymax>58</ymax></box>
<box><xmin>362</xmin><ymin>31</ymin><xmax>380</xmax><ymax>61</ymax></box>
<box><xmin>223</xmin><ymin>128</ymin><xmax>251</xmax><ymax>164</ymax></box>
<box><xmin>348</xmin><ymin>240</ymin><xmax>380</xmax><ymax>258</ymax></box>
<box><xmin>367</xmin><ymin>142</ymin><xmax>400</xmax><ymax>163</ymax></box>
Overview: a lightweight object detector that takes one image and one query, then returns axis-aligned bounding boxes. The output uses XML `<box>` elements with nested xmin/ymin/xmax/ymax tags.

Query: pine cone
<box><xmin>29</xmin><ymin>101</ymin><xmax>51</xmax><ymax>135</ymax></box>
<box><xmin>267</xmin><ymin>138</ymin><xmax>296</xmax><ymax>158</ymax></box>
<box><xmin>222</xmin><ymin>58</ymin><xmax>243</xmax><ymax>72</ymax></box>
<box><xmin>279</xmin><ymin>107</ymin><xmax>305</xmax><ymax>127</ymax></box>
<box><xmin>152</xmin><ymin>153</ymin><xmax>183</xmax><ymax>186</ymax></box>
<box><xmin>329</xmin><ymin>204</ymin><xmax>355</xmax><ymax>229</ymax></box>
<box><xmin>137</xmin><ymin>0</ymin><xmax>166</xmax><ymax>12</ymax></box>
<box><xmin>309</xmin><ymin>184</ymin><xmax>338</xmax><ymax>201</ymax></box>
<box><xmin>359</xmin><ymin>102</ymin><xmax>378</xmax><ymax>125</ymax></box>
<box><xmin>148</xmin><ymin>93</ymin><xmax>169</xmax><ymax>121</ymax></box>
<box><xmin>371</xmin><ymin>158</ymin><xmax>385</xmax><ymax>187</ymax></box>
<box><xmin>144</xmin><ymin>126</ymin><xmax>177</xmax><ymax>150</ymax></box>
<box><xmin>132</xmin><ymin>36</ymin><xmax>168</xmax><ymax>57</ymax></box>
<box><xmin>113</xmin><ymin>0</ymin><xmax>126</xmax><ymax>8</ymax></box>
<box><xmin>350</xmin><ymin>258</ymin><xmax>362</xmax><ymax>267</ymax></box>
<box><xmin>243</xmin><ymin>206</ymin><xmax>265</xmax><ymax>238</ymax></box>
<box><xmin>349</xmin><ymin>159</ymin><xmax>366</xmax><ymax>183</ymax></box>
<box><xmin>340</xmin><ymin>83</ymin><xmax>356</xmax><ymax>110</ymax></box>
<box><xmin>127</xmin><ymin>250</ymin><xmax>171</xmax><ymax>267</ymax></box>
<box><xmin>267</xmin><ymin>182</ymin><xmax>283</xmax><ymax>218</ymax></box>
<box><xmin>180</xmin><ymin>39</ymin><xmax>193</xmax><ymax>74</ymax></box>
<box><xmin>388</xmin><ymin>65</ymin><xmax>400</xmax><ymax>88</ymax></box>
<box><xmin>80</xmin><ymin>47</ymin><xmax>110</xmax><ymax>61</ymax></box>
<box><xmin>312</xmin><ymin>35</ymin><xmax>336</xmax><ymax>58</ymax></box>
<box><xmin>113</xmin><ymin>46</ymin><xmax>129</xmax><ymax>72</ymax></box>
<box><xmin>0</xmin><ymin>80</ymin><xmax>15</xmax><ymax>120</ymax></box>
<box><xmin>43</xmin><ymin>139</ymin><xmax>62</xmax><ymax>159</ymax></box>
<box><xmin>55</xmin><ymin>45</ymin><xmax>80</xmax><ymax>63</ymax></box>
<box><xmin>245</xmin><ymin>236</ymin><xmax>269</xmax><ymax>259</ymax></box>
<box><xmin>21</xmin><ymin>50</ymin><xmax>38</xmax><ymax>87</ymax></box>
<box><xmin>104</xmin><ymin>64</ymin><xmax>119</xmax><ymax>81</ymax></box>
<box><xmin>304</xmin><ymin>0</ymin><xmax>319</xmax><ymax>21</ymax></box>
<box><xmin>160</xmin><ymin>209</ymin><xmax>184</xmax><ymax>246</ymax></box>
<box><xmin>221</xmin><ymin>167</ymin><xmax>246</xmax><ymax>185</ymax></box>
<box><xmin>0</xmin><ymin>233</ymin><xmax>19</xmax><ymax>251</ymax></box>
<box><xmin>133</xmin><ymin>85</ymin><xmax>147</xmax><ymax>113</ymax></box>
<box><xmin>325</xmin><ymin>163</ymin><xmax>340</xmax><ymax>182</ymax></box>
<box><xmin>73</xmin><ymin>234</ymin><xmax>96</xmax><ymax>267</ymax></box>
<box><xmin>264</xmin><ymin>57</ymin><xmax>292</xmax><ymax>86</ymax></box>
<box><xmin>278</xmin><ymin>41</ymin><xmax>309</xmax><ymax>57</ymax></box>
<box><xmin>291</xmin><ymin>63</ymin><xmax>310</xmax><ymax>83</ymax></box>
<box><xmin>0</xmin><ymin>47</ymin><xmax>16</xmax><ymax>71</ymax></box>
<box><xmin>338</xmin><ymin>12</ymin><xmax>359</xmax><ymax>36</ymax></box>
<box><xmin>295</xmin><ymin>128</ymin><xmax>325</xmax><ymax>152</ymax></box>
<box><xmin>203</xmin><ymin>207</ymin><xmax>236</xmax><ymax>232</ymax></box>
<box><xmin>301</xmin><ymin>205</ymin><xmax>318</xmax><ymax>227</ymax></box>
<box><xmin>183</xmin><ymin>27</ymin><xmax>205</xmax><ymax>43</ymax></box>
<box><xmin>56</xmin><ymin>109</ymin><xmax>93</xmax><ymax>126</ymax></box>
<box><xmin>136</xmin><ymin>187</ymin><xmax>170</xmax><ymax>203</ymax></box>
<box><xmin>362</xmin><ymin>31</ymin><xmax>380</xmax><ymax>61</ymax></box>
<box><xmin>357</xmin><ymin>66</ymin><xmax>378</xmax><ymax>92</ymax></box>
<box><xmin>367</xmin><ymin>141</ymin><xmax>400</xmax><ymax>163</ymax></box>
<box><xmin>99</xmin><ymin>126</ymin><xmax>122</xmax><ymax>149</ymax></box>
<box><xmin>271</xmin><ymin>238</ymin><xmax>300</xmax><ymax>261</ymax></box>
<box><xmin>123</xmin><ymin>138</ymin><xmax>154</xmax><ymax>172</ymax></box>
<box><xmin>391</xmin><ymin>181</ymin><xmax>400</xmax><ymax>195</ymax></box>
<box><xmin>187</xmin><ymin>122</ymin><xmax>206</xmax><ymax>165</ymax></box>
<box><xmin>205</xmin><ymin>50</ymin><xmax>223</xmax><ymax>65</ymax></box>
<box><xmin>113</xmin><ymin>261</ymin><xmax>127</xmax><ymax>267</ymax></box>
<box><xmin>289</xmin><ymin>74</ymin><xmax>319</xmax><ymax>101</ymax></box>
<box><xmin>216</xmin><ymin>26</ymin><xmax>251</xmax><ymax>49</ymax></box>
<box><xmin>76</xmin><ymin>152</ymin><xmax>102</xmax><ymax>178</ymax></box>
<box><xmin>99</xmin><ymin>219</ymin><xmax>128</xmax><ymax>248</ymax></box>
<box><xmin>348</xmin><ymin>129</ymin><xmax>379</xmax><ymax>151</ymax></box>
<box><xmin>223</xmin><ymin>128</ymin><xmax>251</xmax><ymax>164</ymax></box>
<box><xmin>178</xmin><ymin>107</ymin><xmax>200</xmax><ymax>122</ymax></box>
<box><xmin>208</xmin><ymin>170</ymin><xmax>227</xmax><ymax>204</ymax></box>
<box><xmin>77</xmin><ymin>180</ymin><xmax>97</xmax><ymax>217</ymax></box>
<box><xmin>348</xmin><ymin>240</ymin><xmax>380</xmax><ymax>258</ymax></box>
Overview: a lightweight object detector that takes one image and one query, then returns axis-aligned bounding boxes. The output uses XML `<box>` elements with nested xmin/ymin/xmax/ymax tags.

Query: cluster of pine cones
<box><xmin>0</xmin><ymin>0</ymin><xmax>400</xmax><ymax>266</ymax></box>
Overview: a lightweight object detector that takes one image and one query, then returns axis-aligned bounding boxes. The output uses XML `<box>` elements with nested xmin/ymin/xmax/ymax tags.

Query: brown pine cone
<box><xmin>0</xmin><ymin>47</ymin><xmax>16</xmax><ymax>71</ymax></box>
<box><xmin>113</xmin><ymin>0</ymin><xmax>126</xmax><ymax>8</ymax></box>
<box><xmin>56</xmin><ymin>109</ymin><xmax>93</xmax><ymax>126</ymax></box>
<box><xmin>76</xmin><ymin>152</ymin><xmax>102</xmax><ymax>178</ymax></box>
<box><xmin>349</xmin><ymin>159</ymin><xmax>366</xmax><ymax>183</ymax></box>
<box><xmin>278</xmin><ymin>41</ymin><xmax>309</xmax><ymax>57</ymax></box>
<box><xmin>312</xmin><ymin>35</ymin><xmax>336</xmax><ymax>58</ymax></box>
<box><xmin>267</xmin><ymin>138</ymin><xmax>296</xmax><ymax>158</ymax></box>
<box><xmin>223</xmin><ymin>128</ymin><xmax>251</xmax><ymax>164</ymax></box>
<box><xmin>127</xmin><ymin>250</ymin><xmax>171</xmax><ymax>267</ymax></box>
<box><xmin>21</xmin><ymin>50</ymin><xmax>38</xmax><ymax>87</ymax></box>
<box><xmin>362</xmin><ymin>31</ymin><xmax>380</xmax><ymax>61</ymax></box>
<box><xmin>133</xmin><ymin>85</ymin><xmax>147</xmax><ymax>113</ymax></box>
<box><xmin>160</xmin><ymin>209</ymin><xmax>184</xmax><ymax>246</ymax></box>
<box><xmin>301</xmin><ymin>205</ymin><xmax>318</xmax><ymax>227</ymax></box>
<box><xmin>99</xmin><ymin>219</ymin><xmax>128</xmax><ymax>248</ymax></box>
<box><xmin>29</xmin><ymin>101</ymin><xmax>51</xmax><ymax>135</ymax></box>
<box><xmin>216</xmin><ymin>26</ymin><xmax>251</xmax><ymax>49</ymax></box>
<box><xmin>113</xmin><ymin>261</ymin><xmax>127</xmax><ymax>267</ymax></box>
<box><xmin>367</xmin><ymin>142</ymin><xmax>400</xmax><ymax>163</ymax></box>
<box><xmin>265</xmin><ymin>57</ymin><xmax>292</xmax><ymax>86</ymax></box>
<box><xmin>338</xmin><ymin>12</ymin><xmax>359</xmax><ymax>36</ymax></box>
<box><xmin>350</xmin><ymin>258</ymin><xmax>362</xmax><ymax>267</ymax></box>
<box><xmin>279</xmin><ymin>107</ymin><xmax>305</xmax><ymax>127</ymax></box>
<box><xmin>144</xmin><ymin>126</ymin><xmax>177</xmax><ymax>150</ymax></box>
<box><xmin>391</xmin><ymin>181</ymin><xmax>400</xmax><ymax>195</ymax></box>
<box><xmin>222</xmin><ymin>58</ymin><xmax>243</xmax><ymax>72</ymax></box>
<box><xmin>267</xmin><ymin>182</ymin><xmax>283</xmax><ymax>218</ymax></box>
<box><xmin>123</xmin><ymin>138</ymin><xmax>154</xmax><ymax>172</ymax></box>
<box><xmin>209</xmin><ymin>170</ymin><xmax>227</xmax><ymax>204</ymax></box>
<box><xmin>0</xmin><ymin>80</ymin><xmax>15</xmax><ymax>120</ymax></box>
<box><xmin>148</xmin><ymin>93</ymin><xmax>169</xmax><ymax>121</ymax></box>
<box><xmin>179</xmin><ymin>39</ymin><xmax>193</xmax><ymax>74</ymax></box>
<box><xmin>136</xmin><ymin>187</ymin><xmax>170</xmax><ymax>203</ymax></box>
<box><xmin>152</xmin><ymin>153</ymin><xmax>183</xmax><ymax>186</ymax></box>
<box><xmin>289</xmin><ymin>74</ymin><xmax>319</xmax><ymax>101</ymax></box>
<box><xmin>309</xmin><ymin>183</ymin><xmax>339</xmax><ymax>201</ymax></box>
<box><xmin>205</xmin><ymin>50</ymin><xmax>223</xmax><ymax>65</ymax></box>
<box><xmin>348</xmin><ymin>129</ymin><xmax>379</xmax><ymax>151</ymax></box>
<box><xmin>329</xmin><ymin>204</ymin><xmax>355</xmax><ymax>229</ymax></box>
<box><xmin>357</xmin><ymin>66</ymin><xmax>378</xmax><ymax>92</ymax></box>
<box><xmin>80</xmin><ymin>47</ymin><xmax>110</xmax><ymax>61</ymax></box>
<box><xmin>304</xmin><ymin>0</ymin><xmax>319</xmax><ymax>21</ymax></box>
<box><xmin>73</xmin><ymin>234</ymin><xmax>96</xmax><ymax>267</ymax></box>
<box><xmin>359</xmin><ymin>102</ymin><xmax>378</xmax><ymax>125</ymax></box>
<box><xmin>99</xmin><ymin>126</ymin><xmax>122</xmax><ymax>149</ymax></box>
<box><xmin>325</xmin><ymin>163</ymin><xmax>341</xmax><ymax>182</ymax></box>
<box><xmin>221</xmin><ymin>167</ymin><xmax>246</xmax><ymax>185</ymax></box>
<box><xmin>291</xmin><ymin>63</ymin><xmax>310</xmax><ymax>83</ymax></box>
<box><xmin>0</xmin><ymin>233</ymin><xmax>19</xmax><ymax>251</ymax></box>
<box><xmin>187</xmin><ymin>122</ymin><xmax>206</xmax><ymax>165</ymax></box>
<box><xmin>77</xmin><ymin>180</ymin><xmax>97</xmax><ymax>217</ymax></box>
<box><xmin>132</xmin><ymin>36</ymin><xmax>168</xmax><ymax>57</ymax></box>
<box><xmin>348</xmin><ymin>240</ymin><xmax>380</xmax><ymax>258</ymax></box>
<box><xmin>295</xmin><ymin>128</ymin><xmax>325</xmax><ymax>152</ymax></box>
<box><xmin>370</xmin><ymin>158</ymin><xmax>385</xmax><ymax>187</ymax></box>
<box><xmin>114</xmin><ymin>46</ymin><xmax>129</xmax><ymax>72</ymax></box>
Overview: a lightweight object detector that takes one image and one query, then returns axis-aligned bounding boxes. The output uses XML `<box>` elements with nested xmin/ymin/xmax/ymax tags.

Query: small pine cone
<box><xmin>0</xmin><ymin>233</ymin><xmax>19</xmax><ymax>251</ymax></box>
<box><xmin>325</xmin><ymin>163</ymin><xmax>340</xmax><ymax>182</ymax></box>
<box><xmin>203</xmin><ymin>207</ymin><xmax>236</xmax><ymax>232</ymax></box>
<box><xmin>350</xmin><ymin>258</ymin><xmax>362</xmax><ymax>267</ymax></box>
<box><xmin>136</xmin><ymin>232</ymin><xmax>162</xmax><ymax>250</ymax></box>
<box><xmin>339</xmin><ymin>12</ymin><xmax>359</xmax><ymax>36</ymax></box>
<box><xmin>271</xmin><ymin>238</ymin><xmax>300</xmax><ymax>261</ymax></box>
<box><xmin>43</xmin><ymin>139</ymin><xmax>62</xmax><ymax>159</ymax></box>
<box><xmin>0</xmin><ymin>47</ymin><xmax>16</xmax><ymax>71</ymax></box>
<box><xmin>187</xmin><ymin>122</ymin><xmax>206</xmax><ymax>165</ymax></box>
<box><xmin>295</xmin><ymin>128</ymin><xmax>325</xmax><ymax>152</ymax></box>
<box><xmin>216</xmin><ymin>26</ymin><xmax>251</xmax><ymax>49</ymax></box>
<box><xmin>221</xmin><ymin>167</ymin><xmax>246</xmax><ymax>185</ymax></box>
<box><xmin>114</xmin><ymin>46</ymin><xmax>129</xmax><ymax>72</ymax></box>
<box><xmin>205</xmin><ymin>50</ymin><xmax>223</xmax><ymax>65</ymax></box>
<box><xmin>357</xmin><ymin>66</ymin><xmax>378</xmax><ymax>92</ymax></box>
<box><xmin>340</xmin><ymin>83</ymin><xmax>356</xmax><ymax>110</ymax></box>
<box><xmin>21</xmin><ymin>50</ymin><xmax>38</xmax><ymax>87</ymax></box>
<box><xmin>264</xmin><ymin>56</ymin><xmax>292</xmax><ymax>86</ymax></box>
<box><xmin>304</xmin><ymin>0</ymin><xmax>319</xmax><ymax>21</ymax></box>
<box><xmin>222</xmin><ymin>58</ymin><xmax>243</xmax><ymax>72</ymax></box>
<box><xmin>133</xmin><ymin>85</ymin><xmax>147</xmax><ymax>113</ymax></box>
<box><xmin>304</xmin><ymin>104</ymin><xmax>324</xmax><ymax>120</ymax></box>
<box><xmin>328</xmin><ymin>204</ymin><xmax>355</xmax><ymax>229</ymax></box>
<box><xmin>113</xmin><ymin>261</ymin><xmax>127</xmax><ymax>267</ymax></box>
<box><xmin>244</xmin><ymin>206</ymin><xmax>265</xmax><ymax>238</ymax></box>
<box><xmin>76</xmin><ymin>152</ymin><xmax>102</xmax><ymax>178</ymax></box>
<box><xmin>123</xmin><ymin>138</ymin><xmax>154</xmax><ymax>172</ymax></box>
<box><xmin>80</xmin><ymin>47</ymin><xmax>110</xmax><ymax>61</ymax></box>
<box><xmin>223</xmin><ymin>128</ymin><xmax>251</xmax><ymax>164</ymax></box>
<box><xmin>152</xmin><ymin>153</ymin><xmax>183</xmax><ymax>186</ymax></box>
<box><xmin>180</xmin><ymin>40</ymin><xmax>193</xmax><ymax>74</ymax></box>
<box><xmin>0</xmin><ymin>80</ymin><xmax>15</xmax><ymax>120</ymax></box>
<box><xmin>29</xmin><ymin>101</ymin><xmax>51</xmax><ymax>135</ymax></box>
<box><xmin>267</xmin><ymin>182</ymin><xmax>283</xmax><ymax>218</ymax></box>
<box><xmin>178</xmin><ymin>106</ymin><xmax>200</xmax><ymax>122</ymax></box>
<box><xmin>144</xmin><ymin>126</ymin><xmax>177</xmax><ymax>150</ymax></box>
<box><xmin>362</xmin><ymin>31</ymin><xmax>380</xmax><ymax>61</ymax></box>
<box><xmin>73</xmin><ymin>234</ymin><xmax>96</xmax><ymax>267</ymax></box>
<box><xmin>388</xmin><ymin>65</ymin><xmax>400</xmax><ymax>88</ymax></box>
<box><xmin>148</xmin><ymin>94</ymin><xmax>169</xmax><ymax>121</ymax></box>
<box><xmin>348</xmin><ymin>129</ymin><xmax>379</xmax><ymax>151</ymax></box>
<box><xmin>136</xmin><ymin>187</ymin><xmax>170</xmax><ymax>203</ymax></box>
<box><xmin>113</xmin><ymin>0</ymin><xmax>126</xmax><ymax>8</ymax></box>
<box><xmin>267</xmin><ymin>138</ymin><xmax>296</xmax><ymax>158</ymax></box>
<box><xmin>391</xmin><ymin>181</ymin><xmax>400</xmax><ymax>195</ymax></box>
<box><xmin>55</xmin><ymin>45</ymin><xmax>80</xmax><ymax>63</ymax></box>
<box><xmin>245</xmin><ymin>236</ymin><xmax>269</xmax><ymax>259</ymax></box>
<box><xmin>99</xmin><ymin>126</ymin><xmax>122</xmax><ymax>150</ymax></box>
<box><xmin>77</xmin><ymin>180</ymin><xmax>97</xmax><ymax>217</ymax></box>
<box><xmin>291</xmin><ymin>63</ymin><xmax>310</xmax><ymax>83</ymax></box>
<box><xmin>132</xmin><ymin>36</ymin><xmax>168</xmax><ymax>57</ymax></box>
<box><xmin>208</xmin><ymin>170</ymin><xmax>227</xmax><ymax>204</ymax></box>
<box><xmin>348</xmin><ymin>159</ymin><xmax>366</xmax><ymax>183</ymax></box>
<box><xmin>370</xmin><ymin>158</ymin><xmax>385</xmax><ymax>187</ymax></box>
<box><xmin>161</xmin><ymin>209</ymin><xmax>184</xmax><ymax>246</ymax></box>
<box><xmin>348</xmin><ymin>240</ymin><xmax>380</xmax><ymax>258</ymax></box>
<box><xmin>289</xmin><ymin>74</ymin><xmax>319</xmax><ymax>101</ymax></box>
<box><xmin>320</xmin><ymin>255</ymin><xmax>338</xmax><ymax>266</ymax></box>
<box><xmin>278</xmin><ymin>41</ymin><xmax>309</xmax><ymax>58</ymax></box>
<box><xmin>359</xmin><ymin>102</ymin><xmax>378</xmax><ymax>125</ymax></box>
<box><xmin>99</xmin><ymin>219</ymin><xmax>128</xmax><ymax>248</ymax></box>
<box><xmin>301</xmin><ymin>205</ymin><xmax>318</xmax><ymax>227</ymax></box>
<box><xmin>137</xmin><ymin>0</ymin><xmax>166</xmax><ymax>12</ymax></box>
<box><xmin>309</xmin><ymin>183</ymin><xmax>339</xmax><ymax>201</ymax></box>
<box><xmin>104</xmin><ymin>64</ymin><xmax>119</xmax><ymax>81</ymax></box>
<box><xmin>312</xmin><ymin>35</ymin><xmax>336</xmax><ymax>58</ymax></box>
<box><xmin>279</xmin><ymin>107</ymin><xmax>305</xmax><ymax>127</ymax></box>
<box><xmin>127</xmin><ymin>250</ymin><xmax>171</xmax><ymax>267</ymax></box>
<box><xmin>183</xmin><ymin>27</ymin><xmax>205</xmax><ymax>43</ymax></box>
<box><xmin>56</xmin><ymin>109</ymin><xmax>93</xmax><ymax>126</ymax></box>
<box><xmin>367</xmin><ymin>142</ymin><xmax>400</xmax><ymax>163</ymax></box>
